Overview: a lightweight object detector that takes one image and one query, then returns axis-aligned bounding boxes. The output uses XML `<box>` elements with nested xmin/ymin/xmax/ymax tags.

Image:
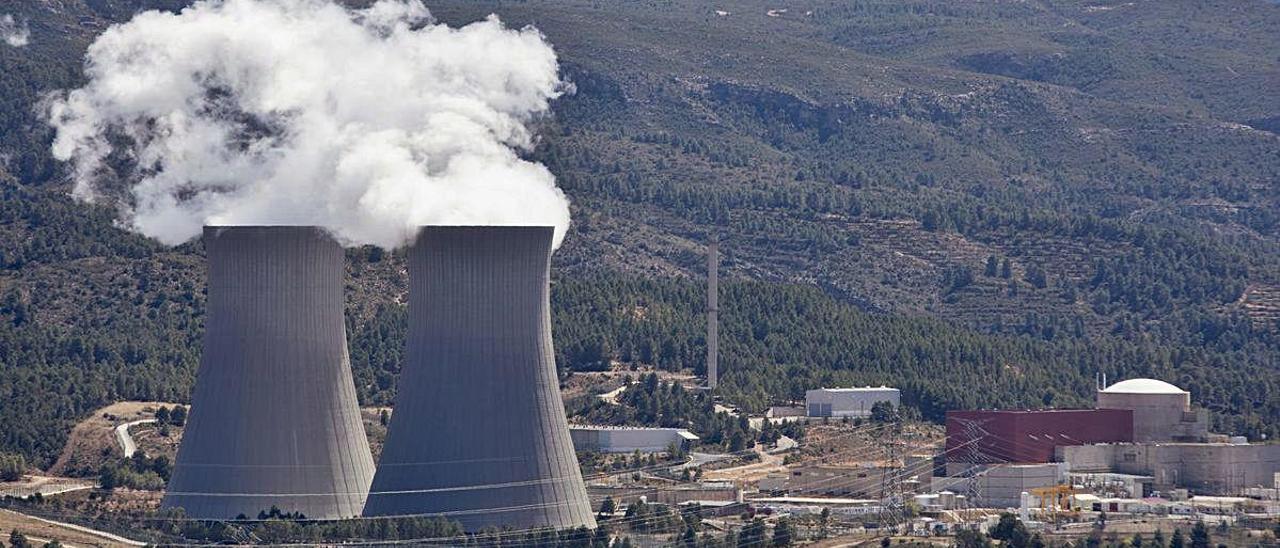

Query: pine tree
<box><xmin>9</xmin><ymin>530</ymin><xmax>32</xmax><ymax>548</ymax></box>
<box><xmin>772</xmin><ymin>518</ymin><xmax>794</xmax><ymax>547</ymax></box>
<box><xmin>739</xmin><ymin>519</ymin><xmax>767</xmax><ymax>548</ymax></box>
<box><xmin>681</xmin><ymin>525</ymin><xmax>697</xmax><ymax>548</ymax></box>
<box><xmin>598</xmin><ymin>496</ymin><xmax>616</xmax><ymax>518</ymax></box>
<box><xmin>1190</xmin><ymin>522</ymin><xmax>1210</xmax><ymax>548</ymax></box>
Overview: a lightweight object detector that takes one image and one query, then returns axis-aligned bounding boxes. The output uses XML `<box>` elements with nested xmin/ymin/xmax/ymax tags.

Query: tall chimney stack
<box><xmin>363</xmin><ymin>226</ymin><xmax>595</xmax><ymax>530</ymax></box>
<box><xmin>163</xmin><ymin>226</ymin><xmax>375</xmax><ymax>519</ymax></box>
<box><xmin>707</xmin><ymin>235</ymin><xmax>719</xmax><ymax>390</ymax></box>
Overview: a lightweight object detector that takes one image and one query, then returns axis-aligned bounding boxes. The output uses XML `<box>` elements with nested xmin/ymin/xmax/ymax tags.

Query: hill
<box><xmin>0</xmin><ymin>0</ymin><xmax>1276</xmax><ymax>466</ymax></box>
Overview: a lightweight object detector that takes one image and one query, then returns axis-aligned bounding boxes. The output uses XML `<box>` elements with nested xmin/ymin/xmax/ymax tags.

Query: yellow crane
<box><xmin>1029</xmin><ymin>484</ymin><xmax>1078</xmax><ymax>527</ymax></box>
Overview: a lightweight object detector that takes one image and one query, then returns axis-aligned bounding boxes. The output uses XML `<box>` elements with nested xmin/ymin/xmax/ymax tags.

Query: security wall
<box><xmin>163</xmin><ymin>226</ymin><xmax>375</xmax><ymax>519</ymax></box>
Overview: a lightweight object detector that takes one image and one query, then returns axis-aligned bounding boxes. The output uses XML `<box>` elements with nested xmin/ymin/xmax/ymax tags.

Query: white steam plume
<box><xmin>1</xmin><ymin>15</ymin><xmax>30</xmax><ymax>47</ymax></box>
<box><xmin>48</xmin><ymin>0</ymin><xmax>571</xmax><ymax>248</ymax></box>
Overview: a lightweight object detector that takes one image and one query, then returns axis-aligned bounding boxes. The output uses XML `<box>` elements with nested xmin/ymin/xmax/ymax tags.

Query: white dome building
<box><xmin>1097</xmin><ymin>378</ymin><xmax>1207</xmax><ymax>442</ymax></box>
<box><xmin>1101</xmin><ymin>378</ymin><xmax>1186</xmax><ymax>395</ymax></box>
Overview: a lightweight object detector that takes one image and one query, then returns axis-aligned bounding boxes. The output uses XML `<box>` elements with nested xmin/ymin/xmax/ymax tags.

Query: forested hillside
<box><xmin>0</xmin><ymin>0</ymin><xmax>1277</xmax><ymax>467</ymax></box>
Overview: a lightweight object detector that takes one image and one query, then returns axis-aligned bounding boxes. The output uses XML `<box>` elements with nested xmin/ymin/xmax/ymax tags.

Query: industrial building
<box><xmin>163</xmin><ymin>227</ymin><xmax>375</xmax><ymax>519</ymax></box>
<box><xmin>1059</xmin><ymin>442</ymin><xmax>1280</xmax><ymax>495</ymax></box>
<box><xmin>937</xmin><ymin>377</ymin><xmax>1276</xmax><ymax>501</ymax></box>
<box><xmin>570</xmin><ymin>426</ymin><xmax>698</xmax><ymax>454</ymax></box>
<box><xmin>974</xmin><ymin>463</ymin><xmax>1068</xmax><ymax>508</ymax></box>
<box><xmin>946</xmin><ymin>409</ymin><xmax>1133</xmax><ymax>463</ymax></box>
<box><xmin>748</xmin><ymin>496</ymin><xmax>881</xmax><ymax>517</ymax></box>
<box><xmin>932</xmin><ymin>463</ymin><xmax>1068</xmax><ymax>509</ymax></box>
<box><xmin>1044</xmin><ymin>378</ymin><xmax>1280</xmax><ymax>496</ymax></box>
<box><xmin>912</xmin><ymin>491</ymin><xmax>967</xmax><ymax>512</ymax></box>
<box><xmin>1068</xmin><ymin>472</ymin><xmax>1154</xmax><ymax>499</ymax></box>
<box><xmin>1096</xmin><ymin>378</ymin><xmax>1209</xmax><ymax>442</ymax></box>
<box><xmin>587</xmin><ymin>482</ymin><xmax>740</xmax><ymax>507</ymax></box>
<box><xmin>759</xmin><ymin>463</ymin><xmax>892</xmax><ymax>497</ymax></box>
<box><xmin>806</xmin><ymin>387</ymin><xmax>900</xmax><ymax>418</ymax></box>
<box><xmin>363</xmin><ymin>226</ymin><xmax>595</xmax><ymax>530</ymax></box>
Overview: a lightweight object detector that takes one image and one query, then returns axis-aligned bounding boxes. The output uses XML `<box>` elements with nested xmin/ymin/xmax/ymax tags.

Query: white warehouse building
<box><xmin>806</xmin><ymin>386</ymin><xmax>900</xmax><ymax>418</ymax></box>
<box><xmin>569</xmin><ymin>426</ymin><xmax>699</xmax><ymax>454</ymax></box>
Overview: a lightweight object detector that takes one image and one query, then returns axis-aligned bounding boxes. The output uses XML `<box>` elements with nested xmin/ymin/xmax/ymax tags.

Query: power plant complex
<box><xmin>156</xmin><ymin>226</ymin><xmax>1279</xmax><ymax>533</ymax></box>
<box><xmin>165</xmin><ymin>226</ymin><xmax>593</xmax><ymax>529</ymax></box>
<box><xmin>937</xmin><ymin>377</ymin><xmax>1280</xmax><ymax>508</ymax></box>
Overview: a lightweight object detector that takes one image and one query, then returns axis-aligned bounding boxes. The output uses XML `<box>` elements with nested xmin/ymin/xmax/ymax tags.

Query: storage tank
<box><xmin>163</xmin><ymin>226</ymin><xmax>375</xmax><ymax>519</ymax></box>
<box><xmin>363</xmin><ymin>226</ymin><xmax>595</xmax><ymax>530</ymax></box>
<box><xmin>1097</xmin><ymin>378</ymin><xmax>1192</xmax><ymax>442</ymax></box>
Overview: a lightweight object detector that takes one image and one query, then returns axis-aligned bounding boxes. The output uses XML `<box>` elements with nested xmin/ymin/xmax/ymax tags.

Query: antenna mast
<box><xmin>707</xmin><ymin>235</ymin><xmax>719</xmax><ymax>390</ymax></box>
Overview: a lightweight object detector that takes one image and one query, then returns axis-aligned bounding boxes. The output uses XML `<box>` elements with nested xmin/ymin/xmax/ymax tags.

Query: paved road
<box><xmin>1</xmin><ymin>509</ymin><xmax>146</xmax><ymax>547</ymax></box>
<box><xmin>670</xmin><ymin>451</ymin><xmax>734</xmax><ymax>471</ymax></box>
<box><xmin>0</xmin><ymin>480</ymin><xmax>93</xmax><ymax>499</ymax></box>
<box><xmin>114</xmin><ymin>419</ymin><xmax>156</xmax><ymax>458</ymax></box>
<box><xmin>703</xmin><ymin>444</ymin><xmax>787</xmax><ymax>482</ymax></box>
<box><xmin>596</xmin><ymin>383</ymin><xmax>632</xmax><ymax>404</ymax></box>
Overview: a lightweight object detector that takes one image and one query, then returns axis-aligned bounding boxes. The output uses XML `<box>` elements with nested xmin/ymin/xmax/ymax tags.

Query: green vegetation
<box><xmin>989</xmin><ymin>513</ymin><xmax>1047</xmax><ymax>548</ymax></box>
<box><xmin>556</xmin><ymin>275</ymin><xmax>1278</xmax><ymax>439</ymax></box>
<box><xmin>0</xmin><ymin>454</ymin><xmax>24</xmax><ymax>482</ymax></box>
<box><xmin>957</xmin><ymin>528</ymin><xmax>995</xmax><ymax>548</ymax></box>
<box><xmin>98</xmin><ymin>452</ymin><xmax>170</xmax><ymax>491</ymax></box>
<box><xmin>155</xmin><ymin>405</ymin><xmax>186</xmax><ymax>426</ymax></box>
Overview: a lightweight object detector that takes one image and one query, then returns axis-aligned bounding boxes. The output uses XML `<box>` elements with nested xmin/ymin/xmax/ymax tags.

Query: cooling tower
<box><xmin>163</xmin><ymin>226</ymin><xmax>375</xmax><ymax>520</ymax></box>
<box><xmin>363</xmin><ymin>226</ymin><xmax>595</xmax><ymax>530</ymax></box>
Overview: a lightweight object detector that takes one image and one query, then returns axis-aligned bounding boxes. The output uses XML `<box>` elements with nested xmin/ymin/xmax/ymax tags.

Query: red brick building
<box><xmin>946</xmin><ymin>409</ymin><xmax>1134</xmax><ymax>464</ymax></box>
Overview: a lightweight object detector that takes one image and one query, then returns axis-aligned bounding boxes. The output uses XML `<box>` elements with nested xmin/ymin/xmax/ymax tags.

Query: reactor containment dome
<box><xmin>1100</xmin><ymin>378</ymin><xmax>1187</xmax><ymax>395</ymax></box>
<box><xmin>363</xmin><ymin>226</ymin><xmax>596</xmax><ymax>530</ymax></box>
<box><xmin>1097</xmin><ymin>377</ymin><xmax>1203</xmax><ymax>442</ymax></box>
<box><xmin>163</xmin><ymin>226</ymin><xmax>376</xmax><ymax>519</ymax></box>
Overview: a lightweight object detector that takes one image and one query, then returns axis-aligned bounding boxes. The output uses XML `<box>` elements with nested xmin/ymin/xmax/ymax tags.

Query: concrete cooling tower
<box><xmin>363</xmin><ymin>226</ymin><xmax>595</xmax><ymax>530</ymax></box>
<box><xmin>163</xmin><ymin>226</ymin><xmax>375</xmax><ymax>519</ymax></box>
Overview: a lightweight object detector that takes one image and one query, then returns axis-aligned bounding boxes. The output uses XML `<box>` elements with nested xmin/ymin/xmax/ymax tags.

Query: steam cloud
<box><xmin>48</xmin><ymin>0</ymin><xmax>571</xmax><ymax>248</ymax></box>
<box><xmin>1</xmin><ymin>15</ymin><xmax>29</xmax><ymax>47</ymax></box>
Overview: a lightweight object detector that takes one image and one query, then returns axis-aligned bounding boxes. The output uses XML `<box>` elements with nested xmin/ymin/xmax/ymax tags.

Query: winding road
<box><xmin>113</xmin><ymin>419</ymin><xmax>156</xmax><ymax>458</ymax></box>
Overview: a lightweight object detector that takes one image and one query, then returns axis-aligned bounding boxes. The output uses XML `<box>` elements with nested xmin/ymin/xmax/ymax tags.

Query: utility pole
<box><xmin>878</xmin><ymin>417</ymin><xmax>905</xmax><ymax>534</ymax></box>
